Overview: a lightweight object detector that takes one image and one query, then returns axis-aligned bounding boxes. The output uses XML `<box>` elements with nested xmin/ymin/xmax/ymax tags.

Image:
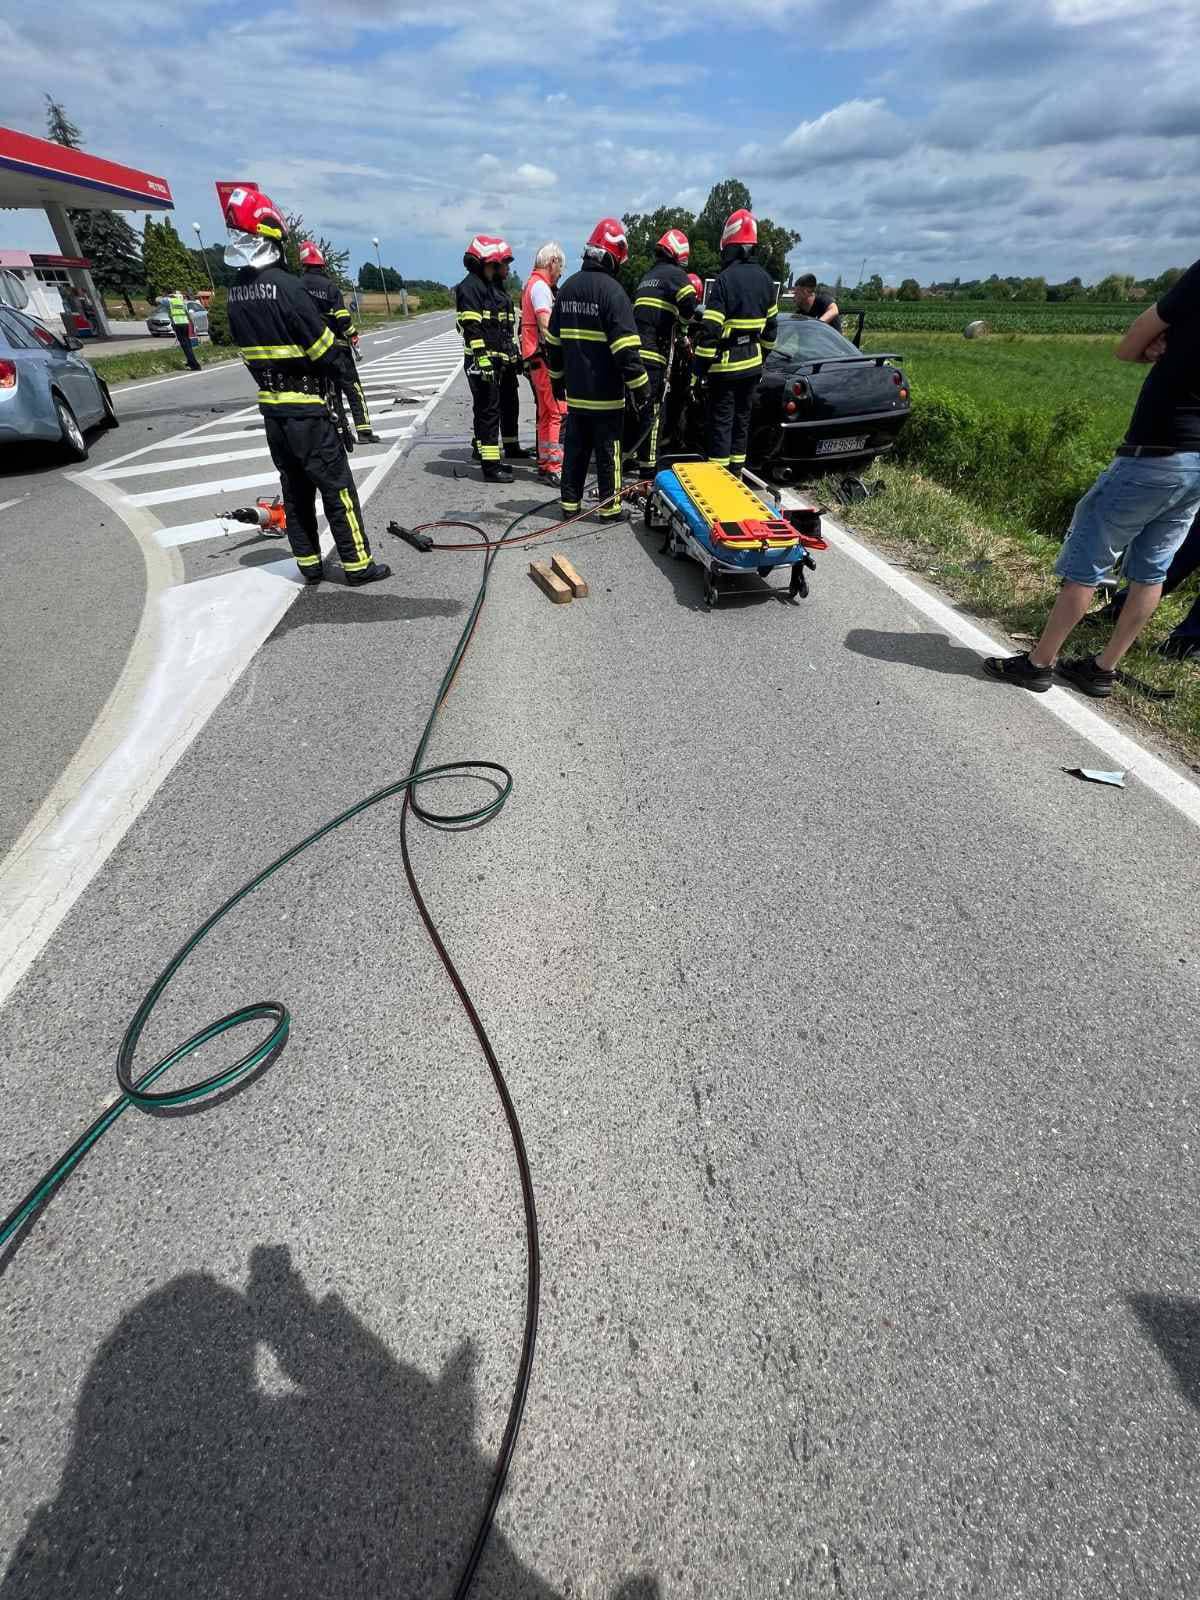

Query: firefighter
<box><xmin>455</xmin><ymin>236</ymin><xmax>522</xmax><ymax>482</ymax></box>
<box><xmin>546</xmin><ymin>219</ymin><xmax>649</xmax><ymax>521</ymax></box>
<box><xmin>520</xmin><ymin>241</ymin><xmax>568</xmax><ymax>483</ymax></box>
<box><xmin>494</xmin><ymin>250</ymin><xmax>530</xmax><ymax>465</ymax></box>
<box><xmin>631</xmin><ymin>229</ymin><xmax>699</xmax><ymax>475</ymax></box>
<box><xmin>222</xmin><ymin>187</ymin><xmax>389</xmax><ymax>586</ymax></box>
<box><xmin>693</xmin><ymin>209</ymin><xmax>779</xmax><ymax>478</ymax></box>
<box><xmin>298</xmin><ymin>241</ymin><xmax>381</xmax><ymax>444</ymax></box>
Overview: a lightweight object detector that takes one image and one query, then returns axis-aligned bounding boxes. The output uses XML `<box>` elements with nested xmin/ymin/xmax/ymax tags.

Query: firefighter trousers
<box><xmin>330</xmin><ymin>344</ymin><xmax>373</xmax><ymax>438</ymax></box>
<box><xmin>704</xmin><ymin>374</ymin><xmax>759</xmax><ymax>473</ymax></box>
<box><xmin>263</xmin><ymin>411</ymin><xmax>375</xmax><ymax>576</ymax></box>
<box><xmin>560</xmin><ymin>408</ymin><xmax>625</xmax><ymax>518</ymax></box>
<box><xmin>633</xmin><ymin>362</ymin><xmax>667</xmax><ymax>474</ymax></box>
<box><xmin>468</xmin><ymin>360</ymin><xmax>520</xmax><ymax>463</ymax></box>
<box><xmin>525</xmin><ymin>360</ymin><xmax>565</xmax><ymax>472</ymax></box>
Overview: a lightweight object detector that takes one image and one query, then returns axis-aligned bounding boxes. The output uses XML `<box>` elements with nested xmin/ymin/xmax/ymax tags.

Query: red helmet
<box><xmin>720</xmin><ymin>208</ymin><xmax>758</xmax><ymax>249</ymax></box>
<box><xmin>223</xmin><ymin>186</ymin><xmax>287</xmax><ymax>241</ymax></box>
<box><xmin>687</xmin><ymin>272</ymin><xmax>703</xmax><ymax>298</ymax></box>
<box><xmin>585</xmin><ymin>217</ymin><xmax>628</xmax><ymax>267</ymax></box>
<box><xmin>298</xmin><ymin>240</ymin><xmax>325</xmax><ymax>268</ymax></box>
<box><xmin>656</xmin><ymin>228</ymin><xmax>689</xmax><ymax>266</ymax></box>
<box><xmin>464</xmin><ymin>235</ymin><xmax>513</xmax><ymax>268</ymax></box>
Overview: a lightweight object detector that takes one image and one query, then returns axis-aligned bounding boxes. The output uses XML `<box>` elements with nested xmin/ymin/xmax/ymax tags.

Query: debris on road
<box><xmin>1064</xmin><ymin>767</ymin><xmax>1127</xmax><ymax>787</ymax></box>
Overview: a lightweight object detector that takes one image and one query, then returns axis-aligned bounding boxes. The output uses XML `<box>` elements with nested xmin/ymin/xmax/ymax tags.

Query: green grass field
<box><xmin>861</xmin><ymin>329</ymin><xmax>1144</xmax><ymax>450</ymax></box>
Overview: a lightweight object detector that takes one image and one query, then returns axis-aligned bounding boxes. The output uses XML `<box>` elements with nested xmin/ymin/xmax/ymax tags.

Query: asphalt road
<box><xmin>2</xmin><ymin>343</ymin><xmax>1199</xmax><ymax>1599</ymax></box>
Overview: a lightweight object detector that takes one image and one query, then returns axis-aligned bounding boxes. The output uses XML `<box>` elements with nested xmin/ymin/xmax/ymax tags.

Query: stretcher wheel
<box><xmin>643</xmin><ymin>496</ymin><xmax>655</xmax><ymax>530</ymax></box>
<box><xmin>704</xmin><ymin>573</ymin><xmax>719</xmax><ymax>608</ymax></box>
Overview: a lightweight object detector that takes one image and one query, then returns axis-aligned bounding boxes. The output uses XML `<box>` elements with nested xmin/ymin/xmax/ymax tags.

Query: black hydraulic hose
<box><xmin>0</xmin><ymin>481</ymin><xmax>608</xmax><ymax>1597</ymax></box>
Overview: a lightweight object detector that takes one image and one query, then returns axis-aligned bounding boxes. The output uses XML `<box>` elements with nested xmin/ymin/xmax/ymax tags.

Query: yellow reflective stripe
<box><xmin>760</xmin><ymin>338</ymin><xmax>777</xmax><ymax>350</ymax></box>
<box><xmin>765</xmin><ymin>303</ymin><xmax>780</xmax><ymax>317</ymax></box>
<box><xmin>257</xmin><ymin>390</ymin><xmax>326</xmax><ymax>405</ymax></box>
<box><xmin>296</xmin><ymin>554</ymin><xmax>323</xmax><ymax>567</ymax></box>
<box><xmin>634</xmin><ymin>296</ymin><xmax>675</xmax><ymax>314</ymax></box>
<box><xmin>333</xmin><ymin>308</ymin><xmax>353</xmax><ymax>323</ymax></box>
<box><xmin>626</xmin><ymin>371</ymin><xmax>649</xmax><ymax>390</ymax></box>
<box><xmin>339</xmin><ymin>488</ymin><xmax>368</xmax><ymax>566</ymax></box>
<box><xmin>305</xmin><ymin>327</ymin><xmax>334</xmax><ymax>360</ymax></box>
<box><xmin>459</xmin><ymin>310</ymin><xmax>483</xmax><ymax>322</ymax></box>
<box><xmin>640</xmin><ymin>347</ymin><xmax>668</xmax><ymax>365</ymax></box>
<box><xmin>566</xmin><ymin>396</ymin><xmax>626</xmax><ymax>411</ymax></box>
<box><xmin>239</xmin><ymin>343</ymin><xmax>304</xmax><ymax>360</ymax></box>
<box><xmin>694</xmin><ymin>346</ymin><xmax>718</xmax><ymax>360</ymax></box>
<box><xmin>724</xmin><ymin>317</ymin><xmax>766</xmax><ymax>331</ymax></box>
<box><xmin>543</xmin><ymin>329</ymin><xmax>561</xmax><ymax>346</ymax></box>
<box><xmin>701</xmin><ymin>308</ymin><xmax>726</xmax><ymax>325</ymax></box>
<box><xmin>559</xmin><ymin>327</ymin><xmax>607</xmax><ymax>341</ymax></box>
<box><xmin>713</xmin><ymin>354</ymin><xmax>763</xmax><ymax>373</ymax></box>
<box><xmin>709</xmin><ymin>455</ymin><xmax>732</xmax><ymax>466</ymax></box>
<box><xmin>675</xmin><ymin>284</ymin><xmax>697</xmax><ymax>303</ymax></box>
<box><xmin>610</xmin><ymin>333</ymin><xmax>640</xmax><ymax>354</ymax></box>
<box><xmin>469</xmin><ymin>338</ymin><xmax>487</xmax><ymax>350</ymax></box>
<box><xmin>479</xmin><ymin>443</ymin><xmax>502</xmax><ymax>459</ymax></box>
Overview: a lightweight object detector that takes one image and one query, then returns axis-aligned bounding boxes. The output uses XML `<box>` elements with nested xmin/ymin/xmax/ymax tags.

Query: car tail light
<box><xmin>784</xmin><ymin>399</ymin><xmax>798</xmax><ymax>415</ymax></box>
<box><xmin>0</xmin><ymin>360</ymin><xmax>15</xmax><ymax>389</ymax></box>
<box><xmin>791</xmin><ymin>379</ymin><xmax>810</xmax><ymax>399</ymax></box>
<box><xmin>899</xmin><ymin>387</ymin><xmax>909</xmax><ymax>400</ymax></box>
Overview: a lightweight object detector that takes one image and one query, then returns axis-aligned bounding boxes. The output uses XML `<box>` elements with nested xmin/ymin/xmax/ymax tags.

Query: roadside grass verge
<box><xmin>836</xmin><ymin>463</ymin><xmax>1200</xmax><ymax>765</ymax></box>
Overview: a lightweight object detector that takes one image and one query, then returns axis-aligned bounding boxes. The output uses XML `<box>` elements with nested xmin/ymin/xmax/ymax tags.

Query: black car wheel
<box><xmin>98</xmin><ymin>378</ymin><xmax>119</xmax><ymax>430</ymax></box>
<box><xmin>54</xmin><ymin>394</ymin><xmax>89</xmax><ymax>462</ymax></box>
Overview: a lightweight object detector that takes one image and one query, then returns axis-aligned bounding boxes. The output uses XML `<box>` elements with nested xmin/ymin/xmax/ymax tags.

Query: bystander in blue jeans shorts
<box><xmin>1055</xmin><ymin>451</ymin><xmax>1200</xmax><ymax>587</ymax></box>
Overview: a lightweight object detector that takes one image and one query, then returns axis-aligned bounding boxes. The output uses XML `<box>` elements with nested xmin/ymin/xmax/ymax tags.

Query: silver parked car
<box><xmin>0</xmin><ymin>305</ymin><xmax>117</xmax><ymax>462</ymax></box>
<box><xmin>146</xmin><ymin>297</ymin><xmax>209</xmax><ymax>338</ymax></box>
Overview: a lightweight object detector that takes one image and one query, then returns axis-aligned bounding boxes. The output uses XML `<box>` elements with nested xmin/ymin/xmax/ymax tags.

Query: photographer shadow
<box><xmin>1</xmin><ymin>1246</ymin><xmax>657</xmax><ymax>1600</ymax></box>
<box><xmin>843</xmin><ymin>626</ymin><xmax>983</xmax><ymax>678</ymax></box>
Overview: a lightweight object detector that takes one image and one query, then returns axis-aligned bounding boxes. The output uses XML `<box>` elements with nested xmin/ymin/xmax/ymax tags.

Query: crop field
<box><xmin>848</xmin><ymin>300</ymin><xmax>1136</xmax><ymax>335</ymax></box>
<box><xmin>860</xmin><ymin>329</ymin><xmax>1143</xmax><ymax>448</ymax></box>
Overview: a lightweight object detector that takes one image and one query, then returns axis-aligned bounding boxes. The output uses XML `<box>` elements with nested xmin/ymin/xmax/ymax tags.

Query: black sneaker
<box><xmin>537</xmin><ymin>468</ymin><xmax>561</xmax><ymax>487</ymax></box>
<box><xmin>1055</xmin><ymin>654</ymin><xmax>1116</xmax><ymax>698</ymax></box>
<box><xmin>345</xmin><ymin>561</ymin><xmax>391</xmax><ymax>587</ymax></box>
<box><xmin>1157</xmin><ymin>634</ymin><xmax>1200</xmax><ymax>662</ymax></box>
<box><xmin>981</xmin><ymin>651</ymin><xmax>1053</xmax><ymax>693</ymax></box>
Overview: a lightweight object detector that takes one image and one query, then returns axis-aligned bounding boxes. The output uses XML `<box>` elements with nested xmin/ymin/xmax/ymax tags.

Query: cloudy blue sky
<box><xmin>2</xmin><ymin>0</ymin><xmax>1197</xmax><ymax>288</ymax></box>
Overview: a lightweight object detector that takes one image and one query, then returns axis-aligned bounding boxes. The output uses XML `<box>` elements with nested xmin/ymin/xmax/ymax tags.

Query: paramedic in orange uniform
<box><xmin>520</xmin><ymin>242</ymin><xmax>568</xmax><ymax>484</ymax></box>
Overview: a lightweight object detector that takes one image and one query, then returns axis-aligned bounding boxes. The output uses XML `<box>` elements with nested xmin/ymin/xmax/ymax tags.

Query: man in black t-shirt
<box><xmin>984</xmin><ymin>257</ymin><xmax>1200</xmax><ymax>698</ymax></box>
<box><xmin>792</xmin><ymin>274</ymin><xmax>842</xmax><ymax>332</ymax></box>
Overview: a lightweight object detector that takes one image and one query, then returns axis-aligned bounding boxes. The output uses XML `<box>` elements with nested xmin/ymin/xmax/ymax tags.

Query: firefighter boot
<box><xmin>344</xmin><ymin>561</ymin><xmax>392</xmax><ymax>587</ymax></box>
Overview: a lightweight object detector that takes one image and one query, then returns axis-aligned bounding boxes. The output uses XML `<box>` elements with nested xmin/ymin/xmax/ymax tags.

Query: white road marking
<box><xmin>797</xmin><ymin>499</ymin><xmax>1200</xmax><ymax>832</ymax></box>
<box><xmin>126</xmin><ymin>451</ymin><xmax>393</xmax><ymax>507</ymax></box>
<box><xmin>0</xmin><ymin>322</ymin><xmax>460</xmax><ymax>1007</ymax></box>
<box><xmin>112</xmin><ymin>360</ymin><xmax>241</xmax><ymax>393</ymax></box>
<box><xmin>0</xmin><ymin>496</ymin><xmax>27</xmax><ymax>514</ymax></box>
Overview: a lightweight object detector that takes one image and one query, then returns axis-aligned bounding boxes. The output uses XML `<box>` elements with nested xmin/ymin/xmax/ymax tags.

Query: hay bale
<box><xmin>964</xmin><ymin>319</ymin><xmax>990</xmax><ymax>339</ymax></box>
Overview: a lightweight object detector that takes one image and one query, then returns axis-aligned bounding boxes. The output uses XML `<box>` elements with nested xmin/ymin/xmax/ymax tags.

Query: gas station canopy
<box><xmin>0</xmin><ymin>125</ymin><xmax>174</xmax><ymax>336</ymax></box>
<box><xmin>0</xmin><ymin>125</ymin><xmax>173</xmax><ymax>212</ymax></box>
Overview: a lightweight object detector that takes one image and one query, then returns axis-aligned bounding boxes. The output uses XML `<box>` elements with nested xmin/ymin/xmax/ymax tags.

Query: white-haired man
<box><xmin>520</xmin><ymin>241</ymin><xmax>568</xmax><ymax>483</ymax></box>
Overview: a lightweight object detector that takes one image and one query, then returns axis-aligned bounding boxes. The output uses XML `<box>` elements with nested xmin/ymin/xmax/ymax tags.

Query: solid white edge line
<box><xmin>792</xmin><ymin>495</ymin><xmax>1200</xmax><ymax>831</ymax></box>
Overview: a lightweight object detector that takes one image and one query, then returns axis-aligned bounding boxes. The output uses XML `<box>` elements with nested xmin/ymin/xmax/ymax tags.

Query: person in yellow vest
<box><xmin>167</xmin><ymin>289</ymin><xmax>201</xmax><ymax>372</ymax></box>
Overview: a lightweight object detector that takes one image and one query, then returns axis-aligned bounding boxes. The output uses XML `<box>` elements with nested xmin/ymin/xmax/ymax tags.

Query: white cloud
<box><xmin>774</xmin><ymin>99</ymin><xmax>914</xmax><ymax>167</ymax></box>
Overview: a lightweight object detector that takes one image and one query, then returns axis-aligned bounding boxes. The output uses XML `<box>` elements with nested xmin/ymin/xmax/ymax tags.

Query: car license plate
<box><xmin>817</xmin><ymin>435</ymin><xmax>868</xmax><ymax>455</ymax></box>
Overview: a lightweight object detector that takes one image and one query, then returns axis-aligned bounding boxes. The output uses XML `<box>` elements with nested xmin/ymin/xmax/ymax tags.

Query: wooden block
<box><xmin>529</xmin><ymin>560</ymin><xmax>573</xmax><ymax>603</ymax></box>
<box><xmin>550</xmin><ymin>553</ymin><xmax>588</xmax><ymax>598</ymax></box>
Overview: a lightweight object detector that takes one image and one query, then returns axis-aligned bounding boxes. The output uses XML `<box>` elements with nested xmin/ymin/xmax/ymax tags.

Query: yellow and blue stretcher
<box><xmin>644</xmin><ymin>461</ymin><xmax>826</xmax><ymax>608</ymax></box>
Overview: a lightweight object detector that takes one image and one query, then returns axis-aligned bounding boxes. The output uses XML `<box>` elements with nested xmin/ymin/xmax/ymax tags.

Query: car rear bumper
<box><xmin>0</xmin><ymin>389</ymin><xmax>61</xmax><ymax>444</ymax></box>
<box><xmin>775</xmin><ymin>409</ymin><xmax>909</xmax><ymax>462</ymax></box>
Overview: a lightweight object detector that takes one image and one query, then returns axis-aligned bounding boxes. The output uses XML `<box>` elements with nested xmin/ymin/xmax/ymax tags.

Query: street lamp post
<box><xmin>192</xmin><ymin>222</ymin><xmax>216</xmax><ymax>295</ymax></box>
<box><xmin>371</xmin><ymin>236</ymin><xmax>391</xmax><ymax>316</ymax></box>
